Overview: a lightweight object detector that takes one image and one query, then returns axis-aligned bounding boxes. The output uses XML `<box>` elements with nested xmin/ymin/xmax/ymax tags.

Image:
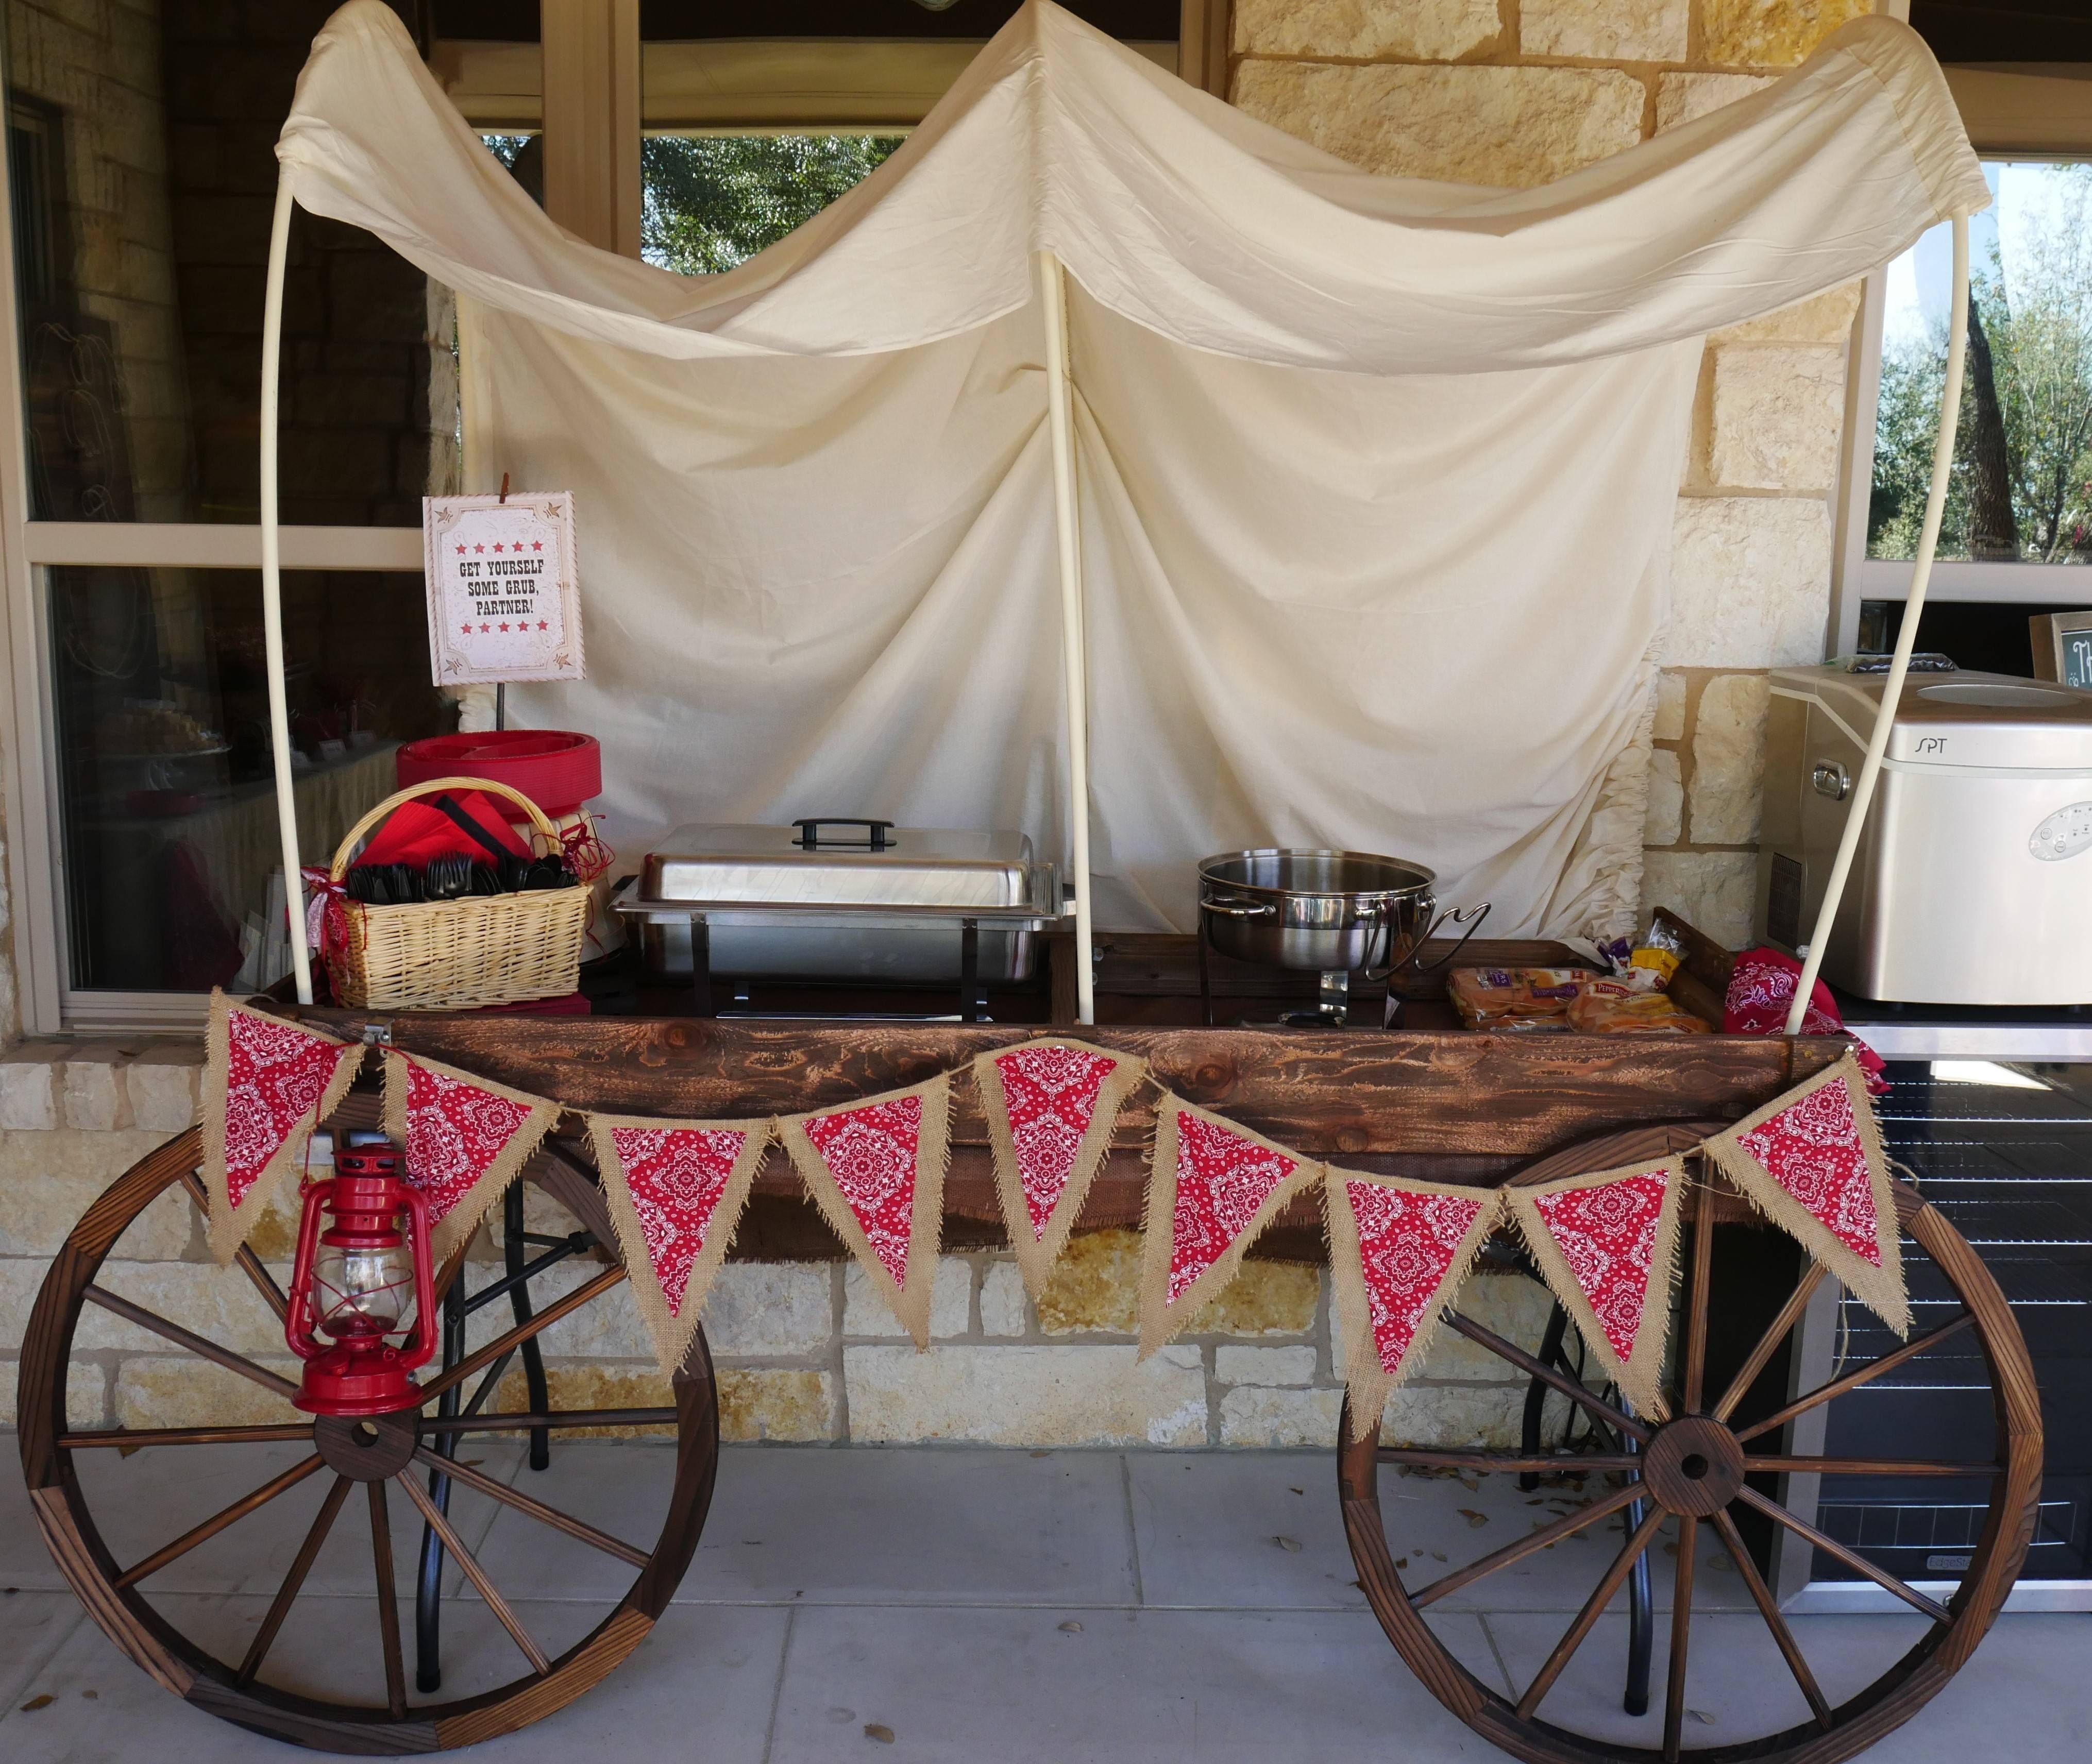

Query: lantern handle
<box><xmin>284</xmin><ymin>1177</ymin><xmax>333</xmax><ymax>1363</ymax></box>
<box><xmin>397</xmin><ymin>1183</ymin><xmax>440</xmax><ymax>1376</ymax></box>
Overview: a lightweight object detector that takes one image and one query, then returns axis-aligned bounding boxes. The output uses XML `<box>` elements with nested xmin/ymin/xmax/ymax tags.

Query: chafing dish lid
<box><xmin>639</xmin><ymin>823</ymin><xmax>1035</xmax><ymax>909</ymax></box>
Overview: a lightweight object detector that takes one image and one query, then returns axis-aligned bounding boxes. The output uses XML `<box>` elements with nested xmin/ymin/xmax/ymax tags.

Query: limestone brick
<box><xmin>1232</xmin><ymin>61</ymin><xmax>1645</xmax><ymax>190</ymax></box>
<box><xmin>1197</xmin><ymin>1261</ymin><xmax>1322</xmax><ymax>1336</ymax></box>
<box><xmin>1709</xmin><ymin>345</ymin><xmax>1845</xmax><ymax>491</ymax></box>
<box><xmin>126</xmin><ymin>1058</ymin><xmax>200</xmax><ymax>1132</ymax></box>
<box><xmin>1690</xmin><ymin>673</ymin><xmax>1773</xmax><ymax>845</ymax></box>
<box><xmin>62</xmin><ymin>1056</ymin><xmax>133</xmax><ymax>1132</ymax></box>
<box><xmin>1666</xmin><ymin>497</ymin><xmax>1833</xmax><ymax>669</ymax></box>
<box><xmin>980</xmin><ymin>1260</ymin><xmax>1027</xmax><ymax>1336</ymax></box>
<box><xmin>493</xmin><ymin>1364</ymin><xmax>690</xmax><ymax>1437</ymax></box>
<box><xmin>1642</xmin><ymin>851</ymin><xmax>1759</xmax><ymax>948</ymax></box>
<box><xmin>69</xmin><ymin>1259</ymin><xmax>288</xmax><ymax>1354</ymax></box>
<box><xmin>114</xmin><ymin>1354</ymin><xmax>307</xmax><ymax>1429</ymax></box>
<box><xmin>700</xmin><ymin>1262</ymin><xmax>834</xmax><ymax>1358</ymax></box>
<box><xmin>462</xmin><ymin>1255</ymin><xmax>651</xmax><ymax>1361</ymax></box>
<box><xmin>719</xmin><ymin>1367</ymin><xmax>839</xmax><ymax>1442</ymax></box>
<box><xmin>843</xmin><ymin>1256</ymin><xmax>971</xmax><ymax>1340</ymax></box>
<box><xmin>1715</xmin><ymin>282</ymin><xmax>1863</xmax><ymax>346</ymax></box>
<box><xmin>0</xmin><ymin>1050</ymin><xmax>61</xmax><ymax>1130</ymax></box>
<box><xmin>1220</xmin><ymin>1385</ymin><xmax>1345</xmax><ymax>1447</ymax></box>
<box><xmin>1381</xmin><ymin>1380</ymin><xmax>1554</xmax><ymax>1449</ymax></box>
<box><xmin>0</xmin><ymin>1129</ymin><xmax>193</xmax><ymax>1257</ymax></box>
<box><xmin>1703</xmin><ymin>0</ymin><xmax>1871</xmax><ymax>69</ymax></box>
<box><xmin>1233</xmin><ymin>0</ymin><xmax>1501</xmax><ymax>61</ymax></box>
<box><xmin>1037</xmin><ymin>1229</ymin><xmax>1140</xmax><ymax>1334</ymax></box>
<box><xmin>1645</xmin><ymin>747</ymin><xmax>1683</xmax><ymax>846</ymax></box>
<box><xmin>1216</xmin><ymin>1345</ymin><xmax>1318</xmax><ymax>1386</ymax></box>
<box><xmin>0</xmin><ymin>1355</ymin><xmax>110</xmax><ymax>1429</ymax></box>
<box><xmin>1655</xmin><ymin>71</ymin><xmax>1773</xmax><ymax>133</ymax></box>
<box><xmin>845</xmin><ymin>1345</ymin><xmax>1207</xmax><ymax>1446</ymax></box>
<box><xmin>1336</xmin><ymin>1270</ymin><xmax>1557</xmax><ymax>1382</ymax></box>
<box><xmin>1653</xmin><ymin>671</ymin><xmax>1688</xmax><ymax>741</ymax></box>
<box><xmin>1521</xmin><ymin>0</ymin><xmax>1687</xmax><ymax>63</ymax></box>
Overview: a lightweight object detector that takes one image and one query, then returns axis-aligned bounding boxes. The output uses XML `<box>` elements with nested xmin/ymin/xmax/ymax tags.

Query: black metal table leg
<box><xmin>688</xmin><ymin>914</ymin><xmax>713</xmax><ymax>1017</ymax></box>
<box><xmin>506</xmin><ymin>1184</ymin><xmax>550</xmax><ymax>1472</ymax></box>
<box><xmin>1624</xmin><ymin>1426</ymin><xmax>1652</xmax><ymax>1717</ymax></box>
<box><xmin>959</xmin><ymin>919</ymin><xmax>987</xmax><ymax>1023</ymax></box>
<box><xmin>415</xmin><ymin>1275</ymin><xmax>468</xmax><ymax>1693</ymax></box>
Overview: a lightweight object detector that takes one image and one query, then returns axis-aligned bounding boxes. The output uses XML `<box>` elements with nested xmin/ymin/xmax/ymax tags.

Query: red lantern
<box><xmin>284</xmin><ymin>1147</ymin><xmax>437</xmax><ymax>1417</ymax></box>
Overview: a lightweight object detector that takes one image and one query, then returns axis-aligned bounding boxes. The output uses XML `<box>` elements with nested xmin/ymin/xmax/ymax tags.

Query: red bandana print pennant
<box><xmin>805</xmin><ymin>1095</ymin><xmax>923</xmax><ymax>1287</ymax></box>
<box><xmin>384</xmin><ymin>1053</ymin><xmax>558</xmax><ymax>1263</ymax></box>
<box><xmin>1736</xmin><ymin>1080</ymin><xmax>1882</xmax><ymax>1266</ymax></box>
<box><xmin>1137</xmin><ymin>1097</ymin><xmax>1318</xmax><ymax>1355</ymax></box>
<box><xmin>1350</xmin><ymin>1181</ymin><xmax>1488</xmax><ymax>1375</ymax></box>
<box><xmin>203</xmin><ymin>992</ymin><xmax>362</xmax><ymax>1263</ymax></box>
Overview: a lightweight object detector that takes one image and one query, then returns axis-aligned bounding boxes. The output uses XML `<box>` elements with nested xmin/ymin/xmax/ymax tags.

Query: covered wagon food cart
<box><xmin>16</xmin><ymin>5</ymin><xmax>2039</xmax><ymax>1761</ymax></box>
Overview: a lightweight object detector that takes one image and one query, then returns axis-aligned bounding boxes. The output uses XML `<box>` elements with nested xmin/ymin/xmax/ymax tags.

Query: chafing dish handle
<box><xmin>1403</xmin><ymin>903</ymin><xmax>1493</xmax><ymax>974</ymax></box>
<box><xmin>792</xmin><ymin>818</ymin><xmax>895</xmax><ymax>851</ymax></box>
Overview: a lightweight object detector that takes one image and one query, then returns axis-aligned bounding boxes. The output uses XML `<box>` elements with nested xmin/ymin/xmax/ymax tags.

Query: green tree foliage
<box><xmin>1871</xmin><ymin>166</ymin><xmax>2092</xmax><ymax>563</ymax></box>
<box><xmin>640</xmin><ymin>134</ymin><xmax>904</xmax><ymax>276</ymax></box>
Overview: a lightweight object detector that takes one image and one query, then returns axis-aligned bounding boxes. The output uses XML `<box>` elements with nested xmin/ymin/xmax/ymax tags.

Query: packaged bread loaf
<box><xmin>1447</xmin><ymin>968</ymin><xmax>1584</xmax><ymax>1030</ymax></box>
<box><xmin>1566</xmin><ymin>979</ymin><xmax>1710</xmax><ymax>1035</ymax></box>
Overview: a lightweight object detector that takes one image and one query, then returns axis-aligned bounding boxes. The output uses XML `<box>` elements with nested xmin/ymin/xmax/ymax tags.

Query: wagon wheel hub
<box><xmin>312</xmin><ymin>1407</ymin><xmax>420</xmax><ymax>1482</ymax></box>
<box><xmin>1639</xmin><ymin>1414</ymin><xmax>1745</xmax><ymax>1518</ymax></box>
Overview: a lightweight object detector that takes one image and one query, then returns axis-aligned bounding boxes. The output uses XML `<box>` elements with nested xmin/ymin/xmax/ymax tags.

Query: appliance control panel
<box><xmin>2030</xmin><ymin>802</ymin><xmax>2092</xmax><ymax>861</ymax></box>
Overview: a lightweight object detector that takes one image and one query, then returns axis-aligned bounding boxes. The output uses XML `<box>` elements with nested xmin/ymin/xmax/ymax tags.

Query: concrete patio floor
<box><xmin>2</xmin><ymin>1442</ymin><xmax>2087</xmax><ymax>1761</ymax></box>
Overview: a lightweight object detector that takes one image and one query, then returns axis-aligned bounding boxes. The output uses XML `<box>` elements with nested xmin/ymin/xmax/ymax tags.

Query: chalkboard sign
<box><xmin>2031</xmin><ymin>611</ymin><xmax>2092</xmax><ymax>690</ymax></box>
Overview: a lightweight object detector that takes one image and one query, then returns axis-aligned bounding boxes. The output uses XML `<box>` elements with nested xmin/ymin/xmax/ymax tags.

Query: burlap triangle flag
<box><xmin>973</xmin><ymin>1038</ymin><xmax>1146</xmax><ymax>1296</ymax></box>
<box><xmin>1137</xmin><ymin>1093</ymin><xmax>1320</xmax><ymax>1356</ymax></box>
<box><xmin>779</xmin><ymin>1073</ymin><xmax>951</xmax><ymax>1347</ymax></box>
<box><xmin>201</xmin><ymin>991</ymin><xmax>364</xmax><ymax>1264</ymax></box>
<box><xmin>1327</xmin><ymin>1168</ymin><xmax>1500</xmax><ymax>1443</ymax></box>
<box><xmin>588</xmin><ymin>1113</ymin><xmax>772</xmax><ymax>1376</ymax></box>
<box><xmin>1705</xmin><ymin>1053</ymin><xmax>1909</xmax><ymax>1337</ymax></box>
<box><xmin>383</xmin><ymin>1051</ymin><xmax>561</xmax><ymax>1264</ymax></box>
<box><xmin>1503</xmin><ymin>1157</ymin><xmax>1684</xmax><ymax>1421</ymax></box>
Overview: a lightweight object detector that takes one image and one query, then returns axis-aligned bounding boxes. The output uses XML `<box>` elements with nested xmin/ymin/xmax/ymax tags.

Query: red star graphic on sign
<box><xmin>473</xmin><ymin>544</ymin><xmax>484</xmax><ymax>553</ymax></box>
<box><xmin>493</xmin><ymin>542</ymin><xmax>504</xmax><ymax>553</ymax></box>
<box><xmin>454</xmin><ymin>544</ymin><xmax>465</xmax><ymax>555</ymax></box>
<box><xmin>498</xmin><ymin>622</ymin><xmax>510</xmax><ymax>632</ymax></box>
<box><xmin>531</xmin><ymin>540</ymin><xmax>543</xmax><ymax>551</ymax></box>
<box><xmin>536</xmin><ymin>620</ymin><xmax>549</xmax><ymax>630</ymax></box>
<box><xmin>460</xmin><ymin>623</ymin><xmax>471</xmax><ymax>634</ymax></box>
<box><xmin>479</xmin><ymin>623</ymin><xmax>491</xmax><ymax>633</ymax></box>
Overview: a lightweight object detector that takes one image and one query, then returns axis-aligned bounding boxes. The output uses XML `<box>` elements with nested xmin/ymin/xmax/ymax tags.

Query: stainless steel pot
<box><xmin>1195</xmin><ymin>850</ymin><xmax>1490</xmax><ymax>1023</ymax></box>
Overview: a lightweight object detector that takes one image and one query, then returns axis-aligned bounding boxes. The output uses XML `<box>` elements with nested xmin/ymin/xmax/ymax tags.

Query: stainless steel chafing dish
<box><xmin>618</xmin><ymin>819</ymin><xmax>1064</xmax><ymax>1008</ymax></box>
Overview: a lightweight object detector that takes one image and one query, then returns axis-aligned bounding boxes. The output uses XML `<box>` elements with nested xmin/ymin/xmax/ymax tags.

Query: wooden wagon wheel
<box><xmin>16</xmin><ymin>1119</ymin><xmax>718</xmax><ymax>1754</ymax></box>
<box><xmin>1337</xmin><ymin>1123</ymin><xmax>2043</xmax><ymax>1764</ymax></box>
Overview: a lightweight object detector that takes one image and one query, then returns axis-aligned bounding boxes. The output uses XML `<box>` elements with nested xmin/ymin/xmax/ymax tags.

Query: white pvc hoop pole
<box><xmin>1784</xmin><ymin>213</ymin><xmax>1970</xmax><ymax>1035</ymax></box>
<box><xmin>260</xmin><ymin>172</ymin><xmax>315</xmax><ymax>1006</ymax></box>
<box><xmin>1036</xmin><ymin>249</ymin><xmax>1096</xmax><ymax>1025</ymax></box>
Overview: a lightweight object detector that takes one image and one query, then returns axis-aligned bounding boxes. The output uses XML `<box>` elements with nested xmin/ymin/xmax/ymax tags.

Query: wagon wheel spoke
<box><xmin>424</xmin><ymin>1407</ymin><xmax>680</xmax><ymax>1436</ymax></box>
<box><xmin>367</xmin><ymin>1481</ymin><xmax>409</xmax><ymax>1717</ymax></box>
<box><xmin>1681</xmin><ymin>1174</ymin><xmax>1716</xmax><ymax>1414</ymax></box>
<box><xmin>1411</xmin><ymin>1481</ymin><xmax>1645</xmax><ymax>1608</ymax></box>
<box><xmin>83</xmin><ymin>1286</ymin><xmax>300</xmax><ymax>1401</ymax></box>
<box><xmin>1733</xmin><ymin>1485</ymin><xmax>1951</xmax><ymax>1623</ymax></box>
<box><xmin>1377</xmin><ymin>1449</ymin><xmax>1641</xmax><ymax>1475</ymax></box>
<box><xmin>1712</xmin><ymin>1262</ymin><xmax>1827</xmax><ymax>1423</ymax></box>
<box><xmin>1662</xmin><ymin>1514</ymin><xmax>1697</xmax><ymax>1761</ymax></box>
<box><xmin>1745</xmin><ymin>1456</ymin><xmax>2002</xmax><ymax>1477</ymax></box>
<box><xmin>397</xmin><ymin>1471</ymin><xmax>551</xmax><ymax>1674</ymax></box>
<box><xmin>178</xmin><ymin>1170</ymin><xmax>288</xmax><ymax>1322</ymax></box>
<box><xmin>1710</xmin><ymin>1507</ymin><xmax>1832</xmax><ymax>1729</ymax></box>
<box><xmin>1442</xmin><ymin>1311</ymin><xmax>1650</xmax><ymax>1443</ymax></box>
<box><xmin>411</xmin><ymin>1447</ymin><xmax>650</xmax><ymax>1569</ymax></box>
<box><xmin>1735</xmin><ymin>1313</ymin><xmax>1976</xmax><ymax>1445</ymax></box>
<box><xmin>418</xmin><ymin>1265</ymin><xmax>627</xmax><ymax>1404</ymax></box>
<box><xmin>237</xmin><ymin>1475</ymin><xmax>353</xmax><ymax>1687</ymax></box>
<box><xmin>1515</xmin><ymin>1503</ymin><xmax>1667</xmax><ymax>1719</ymax></box>
<box><xmin>113</xmin><ymin>1454</ymin><xmax>326</xmax><ymax>1589</ymax></box>
<box><xmin>60</xmin><ymin>1423</ymin><xmax>315</xmax><ymax>1449</ymax></box>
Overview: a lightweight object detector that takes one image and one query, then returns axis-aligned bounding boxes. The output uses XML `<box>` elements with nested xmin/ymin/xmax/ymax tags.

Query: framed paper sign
<box><xmin>423</xmin><ymin>491</ymin><xmax>585</xmax><ymax>685</ymax></box>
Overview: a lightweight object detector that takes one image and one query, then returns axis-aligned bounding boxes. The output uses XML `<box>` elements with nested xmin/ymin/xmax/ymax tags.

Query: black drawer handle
<box><xmin>793</xmin><ymin>818</ymin><xmax>895</xmax><ymax>851</ymax></box>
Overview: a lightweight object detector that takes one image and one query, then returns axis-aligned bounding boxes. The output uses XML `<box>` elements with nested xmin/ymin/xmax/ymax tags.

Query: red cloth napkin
<box><xmin>356</xmin><ymin>790</ymin><xmax>531</xmax><ymax>869</ymax></box>
<box><xmin>1723</xmin><ymin>946</ymin><xmax>1886</xmax><ymax>1090</ymax></box>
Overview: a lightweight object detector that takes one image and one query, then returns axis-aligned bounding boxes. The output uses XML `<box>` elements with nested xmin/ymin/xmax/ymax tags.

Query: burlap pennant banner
<box><xmin>201</xmin><ymin>991</ymin><xmax>365</xmax><ymax>1264</ymax></box>
<box><xmin>1503</xmin><ymin>1157</ymin><xmax>1684</xmax><ymax>1420</ymax></box>
<box><xmin>973</xmin><ymin>1038</ymin><xmax>1148</xmax><ymax>1296</ymax></box>
<box><xmin>1327</xmin><ymin>1168</ymin><xmax>1500</xmax><ymax>1443</ymax></box>
<box><xmin>1137</xmin><ymin>1093</ymin><xmax>1320</xmax><ymax>1356</ymax></box>
<box><xmin>1704</xmin><ymin>1052</ymin><xmax>1909</xmax><ymax>1337</ymax></box>
<box><xmin>382</xmin><ymin>1051</ymin><xmax>561</xmax><ymax>1264</ymax></box>
<box><xmin>588</xmin><ymin>1113</ymin><xmax>772</xmax><ymax>1376</ymax></box>
<box><xmin>779</xmin><ymin>1074</ymin><xmax>951</xmax><ymax>1347</ymax></box>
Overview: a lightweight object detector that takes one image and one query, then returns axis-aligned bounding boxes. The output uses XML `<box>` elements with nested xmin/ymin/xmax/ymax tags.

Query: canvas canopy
<box><xmin>264</xmin><ymin>0</ymin><xmax>1986</xmax><ymax>1007</ymax></box>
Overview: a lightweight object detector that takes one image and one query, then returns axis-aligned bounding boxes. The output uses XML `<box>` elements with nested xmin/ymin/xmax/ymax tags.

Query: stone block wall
<box><xmin>1232</xmin><ymin>0</ymin><xmax>1874</xmax><ymax>947</ymax></box>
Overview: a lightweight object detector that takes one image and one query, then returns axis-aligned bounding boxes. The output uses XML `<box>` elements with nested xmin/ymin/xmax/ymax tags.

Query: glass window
<box><xmin>1869</xmin><ymin>161</ymin><xmax>2092</xmax><ymax>566</ymax></box>
<box><xmin>48</xmin><ymin>567</ymin><xmax>450</xmax><ymax>991</ymax></box>
<box><xmin>642</xmin><ymin>135</ymin><xmax>903</xmax><ymax>275</ymax></box>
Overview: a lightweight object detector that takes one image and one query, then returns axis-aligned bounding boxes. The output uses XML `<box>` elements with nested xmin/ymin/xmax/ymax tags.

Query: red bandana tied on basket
<box><xmin>382</xmin><ymin>1051</ymin><xmax>559</xmax><ymax>1263</ymax></box>
<box><xmin>201</xmin><ymin>991</ymin><xmax>364</xmax><ymax>1264</ymax></box>
<box><xmin>973</xmin><ymin>1039</ymin><xmax>1146</xmax><ymax>1296</ymax></box>
<box><xmin>1138</xmin><ymin>1096</ymin><xmax>1319</xmax><ymax>1354</ymax></box>
<box><xmin>589</xmin><ymin>1114</ymin><xmax>771</xmax><ymax>1375</ymax></box>
<box><xmin>1503</xmin><ymin>1159</ymin><xmax>1683</xmax><ymax>1419</ymax></box>
<box><xmin>780</xmin><ymin>1074</ymin><xmax>951</xmax><ymax>1346</ymax></box>
<box><xmin>1724</xmin><ymin>946</ymin><xmax>1885</xmax><ymax>1091</ymax></box>
<box><xmin>1705</xmin><ymin>1052</ymin><xmax>1909</xmax><ymax>1336</ymax></box>
<box><xmin>1326</xmin><ymin>1171</ymin><xmax>1499</xmax><ymax>1439</ymax></box>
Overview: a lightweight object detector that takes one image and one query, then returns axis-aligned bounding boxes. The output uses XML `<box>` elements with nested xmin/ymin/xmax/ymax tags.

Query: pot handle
<box><xmin>1202</xmin><ymin>894</ymin><xmax>1277</xmax><ymax>918</ymax></box>
<box><xmin>1402</xmin><ymin>902</ymin><xmax>1492</xmax><ymax>973</ymax></box>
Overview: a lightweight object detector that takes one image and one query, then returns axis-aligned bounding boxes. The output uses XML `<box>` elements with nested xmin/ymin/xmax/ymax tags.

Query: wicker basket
<box><xmin>324</xmin><ymin>775</ymin><xmax>592</xmax><ymax>1010</ymax></box>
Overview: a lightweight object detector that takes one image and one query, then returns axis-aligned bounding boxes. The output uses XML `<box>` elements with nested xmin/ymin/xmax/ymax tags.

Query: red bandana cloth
<box><xmin>1137</xmin><ymin>1097</ymin><xmax>1318</xmax><ymax>1354</ymax></box>
<box><xmin>1506</xmin><ymin>1160</ymin><xmax>1682</xmax><ymax>1418</ymax></box>
<box><xmin>781</xmin><ymin>1074</ymin><xmax>951</xmax><ymax>1346</ymax></box>
<box><xmin>1724</xmin><ymin>946</ymin><xmax>1885</xmax><ymax>1090</ymax></box>
<box><xmin>589</xmin><ymin>1114</ymin><xmax>771</xmax><ymax>1375</ymax></box>
<box><xmin>202</xmin><ymin>991</ymin><xmax>363</xmax><ymax>1263</ymax></box>
<box><xmin>383</xmin><ymin>1052</ymin><xmax>558</xmax><ymax>1262</ymax></box>
<box><xmin>1327</xmin><ymin>1168</ymin><xmax>1499</xmax><ymax>1440</ymax></box>
<box><xmin>974</xmin><ymin>1039</ymin><xmax>1146</xmax><ymax>1295</ymax></box>
<box><xmin>1707</xmin><ymin>1054</ymin><xmax>1909</xmax><ymax>1336</ymax></box>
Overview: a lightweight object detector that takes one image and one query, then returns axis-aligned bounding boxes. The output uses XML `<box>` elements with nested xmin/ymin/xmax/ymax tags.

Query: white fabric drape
<box><xmin>279</xmin><ymin>1</ymin><xmax>1985</xmax><ymax>938</ymax></box>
